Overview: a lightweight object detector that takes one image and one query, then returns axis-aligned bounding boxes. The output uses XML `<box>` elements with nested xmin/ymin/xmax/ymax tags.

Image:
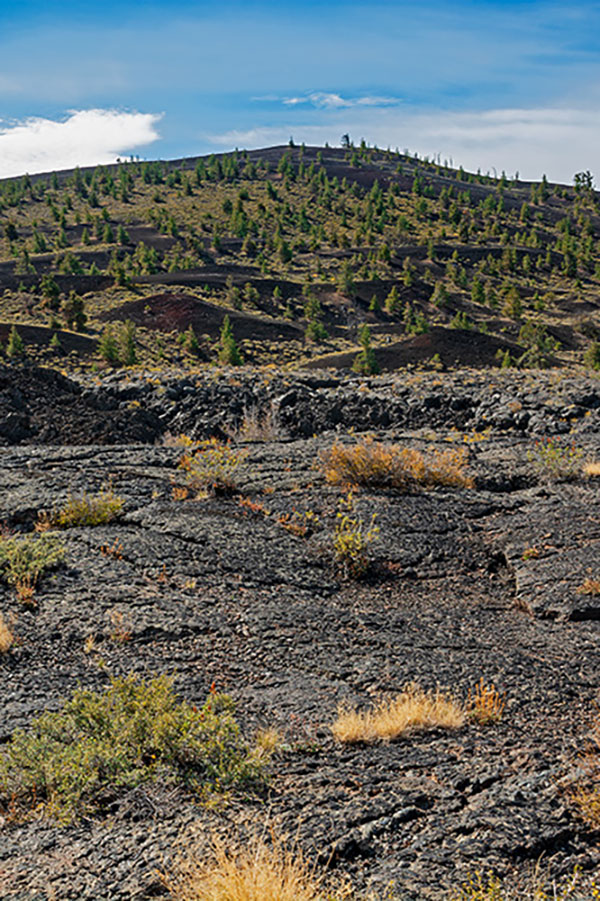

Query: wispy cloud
<box><xmin>207</xmin><ymin>104</ymin><xmax>600</xmax><ymax>183</ymax></box>
<box><xmin>283</xmin><ymin>92</ymin><xmax>402</xmax><ymax>109</ymax></box>
<box><xmin>0</xmin><ymin>109</ymin><xmax>162</xmax><ymax>179</ymax></box>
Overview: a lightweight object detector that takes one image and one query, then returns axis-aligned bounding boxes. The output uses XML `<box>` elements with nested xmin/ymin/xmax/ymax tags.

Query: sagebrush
<box><xmin>0</xmin><ymin>675</ymin><xmax>267</xmax><ymax>823</ymax></box>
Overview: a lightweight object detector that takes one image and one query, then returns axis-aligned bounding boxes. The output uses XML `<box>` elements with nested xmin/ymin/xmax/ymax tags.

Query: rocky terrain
<box><xmin>1</xmin><ymin>361</ymin><xmax>600</xmax><ymax>899</ymax></box>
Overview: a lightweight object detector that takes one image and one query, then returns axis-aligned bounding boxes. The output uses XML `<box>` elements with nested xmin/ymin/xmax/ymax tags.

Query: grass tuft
<box><xmin>584</xmin><ymin>461</ymin><xmax>600</xmax><ymax>478</ymax></box>
<box><xmin>451</xmin><ymin>865</ymin><xmax>599</xmax><ymax>900</ymax></box>
<box><xmin>321</xmin><ymin>437</ymin><xmax>473</xmax><ymax>490</ymax></box>
<box><xmin>36</xmin><ymin>488</ymin><xmax>124</xmax><ymax>529</ymax></box>
<box><xmin>162</xmin><ymin>834</ymin><xmax>352</xmax><ymax>901</ymax></box>
<box><xmin>225</xmin><ymin>404</ymin><xmax>287</xmax><ymax>442</ymax></box>
<box><xmin>466</xmin><ymin>679</ymin><xmax>506</xmax><ymax>726</ymax></box>
<box><xmin>331</xmin><ymin>683</ymin><xmax>465</xmax><ymax>744</ymax></box>
<box><xmin>0</xmin><ymin>612</ymin><xmax>14</xmax><ymax>653</ymax></box>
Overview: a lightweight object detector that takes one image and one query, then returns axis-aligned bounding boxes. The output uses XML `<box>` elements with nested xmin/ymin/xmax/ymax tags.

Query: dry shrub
<box><xmin>576</xmin><ymin>577</ymin><xmax>600</xmax><ymax>596</ymax></box>
<box><xmin>467</xmin><ymin>679</ymin><xmax>506</xmax><ymax>726</ymax></box>
<box><xmin>584</xmin><ymin>461</ymin><xmax>600</xmax><ymax>478</ymax></box>
<box><xmin>225</xmin><ymin>404</ymin><xmax>286</xmax><ymax>442</ymax></box>
<box><xmin>331</xmin><ymin>684</ymin><xmax>465</xmax><ymax>744</ymax></box>
<box><xmin>321</xmin><ymin>437</ymin><xmax>473</xmax><ymax>490</ymax></box>
<box><xmin>0</xmin><ymin>613</ymin><xmax>14</xmax><ymax>653</ymax></box>
<box><xmin>162</xmin><ymin>834</ymin><xmax>351</xmax><ymax>901</ymax></box>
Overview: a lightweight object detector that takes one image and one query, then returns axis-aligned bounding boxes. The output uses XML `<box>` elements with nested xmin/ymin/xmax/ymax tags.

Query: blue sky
<box><xmin>0</xmin><ymin>1</ymin><xmax>599</xmax><ymax>180</ymax></box>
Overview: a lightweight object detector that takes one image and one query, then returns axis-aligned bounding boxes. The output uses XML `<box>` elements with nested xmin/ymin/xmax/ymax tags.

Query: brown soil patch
<box><xmin>100</xmin><ymin>292</ymin><xmax>303</xmax><ymax>342</ymax></box>
<box><xmin>304</xmin><ymin>326</ymin><xmax>524</xmax><ymax>371</ymax></box>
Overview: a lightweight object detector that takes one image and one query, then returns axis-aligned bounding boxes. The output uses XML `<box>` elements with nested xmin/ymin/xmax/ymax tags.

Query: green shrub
<box><xmin>0</xmin><ymin>675</ymin><xmax>265</xmax><ymax>823</ymax></box>
<box><xmin>527</xmin><ymin>437</ymin><xmax>584</xmax><ymax>482</ymax></box>
<box><xmin>0</xmin><ymin>532</ymin><xmax>65</xmax><ymax>604</ymax></box>
<box><xmin>333</xmin><ymin>492</ymin><xmax>378</xmax><ymax>579</ymax></box>
<box><xmin>178</xmin><ymin>438</ymin><xmax>248</xmax><ymax>496</ymax></box>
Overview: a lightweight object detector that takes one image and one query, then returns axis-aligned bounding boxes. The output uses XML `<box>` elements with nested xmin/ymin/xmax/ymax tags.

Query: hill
<box><xmin>0</xmin><ymin>144</ymin><xmax>598</xmax><ymax>373</ymax></box>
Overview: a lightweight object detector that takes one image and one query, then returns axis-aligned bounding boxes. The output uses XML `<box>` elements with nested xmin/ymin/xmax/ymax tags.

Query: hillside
<box><xmin>0</xmin><ymin>144</ymin><xmax>598</xmax><ymax>374</ymax></box>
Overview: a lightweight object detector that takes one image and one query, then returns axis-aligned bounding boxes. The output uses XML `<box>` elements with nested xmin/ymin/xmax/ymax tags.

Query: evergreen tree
<box><xmin>99</xmin><ymin>325</ymin><xmax>120</xmax><ymax>365</ymax></box>
<box><xmin>120</xmin><ymin>320</ymin><xmax>137</xmax><ymax>365</ymax></box>
<box><xmin>584</xmin><ymin>340</ymin><xmax>600</xmax><ymax>370</ymax></box>
<box><xmin>7</xmin><ymin>325</ymin><xmax>24</xmax><ymax>358</ymax></box>
<box><xmin>352</xmin><ymin>325</ymin><xmax>380</xmax><ymax>375</ymax></box>
<box><xmin>218</xmin><ymin>315</ymin><xmax>242</xmax><ymax>365</ymax></box>
<box><xmin>50</xmin><ymin>332</ymin><xmax>62</xmax><ymax>352</ymax></box>
<box><xmin>384</xmin><ymin>285</ymin><xmax>400</xmax><ymax>314</ymax></box>
<box><xmin>183</xmin><ymin>325</ymin><xmax>200</xmax><ymax>355</ymax></box>
<box><xmin>40</xmin><ymin>274</ymin><xmax>60</xmax><ymax>309</ymax></box>
<box><xmin>62</xmin><ymin>292</ymin><xmax>87</xmax><ymax>331</ymax></box>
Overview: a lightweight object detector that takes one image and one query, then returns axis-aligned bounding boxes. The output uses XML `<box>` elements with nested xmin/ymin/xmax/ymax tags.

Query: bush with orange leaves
<box><xmin>320</xmin><ymin>437</ymin><xmax>473</xmax><ymax>491</ymax></box>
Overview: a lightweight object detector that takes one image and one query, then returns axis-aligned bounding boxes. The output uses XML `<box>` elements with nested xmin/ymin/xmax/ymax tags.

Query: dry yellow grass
<box><xmin>331</xmin><ymin>684</ymin><xmax>465</xmax><ymax>744</ymax></box>
<box><xmin>466</xmin><ymin>679</ymin><xmax>506</xmax><ymax>725</ymax></box>
<box><xmin>321</xmin><ymin>437</ymin><xmax>473</xmax><ymax>490</ymax></box>
<box><xmin>162</xmin><ymin>835</ymin><xmax>351</xmax><ymax>901</ymax></box>
<box><xmin>571</xmin><ymin>712</ymin><xmax>600</xmax><ymax>829</ymax></box>
<box><xmin>584</xmin><ymin>461</ymin><xmax>600</xmax><ymax>478</ymax></box>
<box><xmin>0</xmin><ymin>612</ymin><xmax>14</xmax><ymax>653</ymax></box>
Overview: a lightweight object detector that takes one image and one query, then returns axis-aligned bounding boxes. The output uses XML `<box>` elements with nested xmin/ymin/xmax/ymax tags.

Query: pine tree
<box><xmin>99</xmin><ymin>325</ymin><xmax>120</xmax><ymax>365</ymax></box>
<box><xmin>7</xmin><ymin>325</ymin><xmax>24</xmax><ymax>358</ymax></box>
<box><xmin>384</xmin><ymin>285</ymin><xmax>400</xmax><ymax>314</ymax></box>
<box><xmin>183</xmin><ymin>325</ymin><xmax>200</xmax><ymax>355</ymax></box>
<box><xmin>120</xmin><ymin>320</ymin><xmax>137</xmax><ymax>366</ymax></box>
<box><xmin>40</xmin><ymin>274</ymin><xmax>60</xmax><ymax>310</ymax></box>
<box><xmin>218</xmin><ymin>315</ymin><xmax>242</xmax><ymax>365</ymax></box>
<box><xmin>584</xmin><ymin>340</ymin><xmax>600</xmax><ymax>370</ymax></box>
<box><xmin>352</xmin><ymin>325</ymin><xmax>380</xmax><ymax>375</ymax></box>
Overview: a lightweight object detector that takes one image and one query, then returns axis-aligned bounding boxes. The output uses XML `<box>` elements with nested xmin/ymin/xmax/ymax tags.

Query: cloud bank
<box><xmin>0</xmin><ymin>109</ymin><xmax>162</xmax><ymax>179</ymax></box>
<box><xmin>208</xmin><ymin>104</ymin><xmax>600</xmax><ymax>183</ymax></box>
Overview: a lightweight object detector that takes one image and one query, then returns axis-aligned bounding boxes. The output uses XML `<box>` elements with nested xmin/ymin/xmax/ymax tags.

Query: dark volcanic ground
<box><xmin>1</xmin><ymin>365</ymin><xmax>600</xmax><ymax>899</ymax></box>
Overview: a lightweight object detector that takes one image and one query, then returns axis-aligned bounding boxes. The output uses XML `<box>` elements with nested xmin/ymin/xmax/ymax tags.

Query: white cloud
<box><xmin>282</xmin><ymin>92</ymin><xmax>402</xmax><ymax>109</ymax></box>
<box><xmin>0</xmin><ymin>109</ymin><xmax>162</xmax><ymax>179</ymax></box>
<box><xmin>207</xmin><ymin>104</ymin><xmax>600</xmax><ymax>183</ymax></box>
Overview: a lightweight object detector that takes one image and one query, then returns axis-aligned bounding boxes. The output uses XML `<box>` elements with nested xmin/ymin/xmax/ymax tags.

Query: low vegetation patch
<box><xmin>527</xmin><ymin>437</ymin><xmax>584</xmax><ymax>482</ymax></box>
<box><xmin>225</xmin><ymin>403</ymin><xmax>286</xmax><ymax>442</ymax></box>
<box><xmin>0</xmin><ymin>675</ymin><xmax>267</xmax><ymax>823</ymax></box>
<box><xmin>0</xmin><ymin>612</ymin><xmax>14</xmax><ymax>653</ymax></box>
<box><xmin>331</xmin><ymin>684</ymin><xmax>465</xmax><ymax>744</ymax></box>
<box><xmin>576</xmin><ymin>577</ymin><xmax>600</xmax><ymax>596</ymax></box>
<box><xmin>0</xmin><ymin>532</ymin><xmax>65</xmax><ymax>605</ymax></box>
<box><xmin>162</xmin><ymin>834</ymin><xmax>352</xmax><ymax>901</ymax></box>
<box><xmin>466</xmin><ymin>679</ymin><xmax>506</xmax><ymax>726</ymax></box>
<box><xmin>178</xmin><ymin>438</ymin><xmax>248</xmax><ymax>496</ymax></box>
<box><xmin>570</xmin><ymin>710</ymin><xmax>600</xmax><ymax>831</ymax></box>
<box><xmin>36</xmin><ymin>488</ymin><xmax>124</xmax><ymax>529</ymax></box>
<box><xmin>333</xmin><ymin>491</ymin><xmax>378</xmax><ymax>579</ymax></box>
<box><xmin>451</xmin><ymin>866</ymin><xmax>599</xmax><ymax>901</ymax></box>
<box><xmin>584</xmin><ymin>461</ymin><xmax>600</xmax><ymax>479</ymax></box>
<box><xmin>321</xmin><ymin>437</ymin><xmax>473</xmax><ymax>490</ymax></box>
